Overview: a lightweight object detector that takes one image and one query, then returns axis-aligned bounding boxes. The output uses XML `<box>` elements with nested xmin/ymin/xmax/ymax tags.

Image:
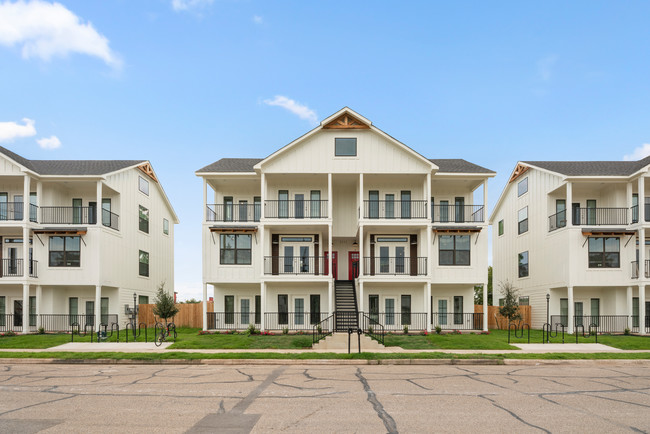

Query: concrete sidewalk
<box><xmin>0</xmin><ymin>341</ymin><xmax>644</xmax><ymax>354</ymax></box>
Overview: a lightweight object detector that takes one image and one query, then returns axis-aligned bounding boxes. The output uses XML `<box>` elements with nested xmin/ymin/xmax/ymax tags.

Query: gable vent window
<box><xmin>335</xmin><ymin>138</ymin><xmax>357</xmax><ymax>156</ymax></box>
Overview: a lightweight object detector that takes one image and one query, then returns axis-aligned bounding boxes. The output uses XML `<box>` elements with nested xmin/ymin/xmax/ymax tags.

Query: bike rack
<box><xmin>507</xmin><ymin>322</ymin><xmax>530</xmax><ymax>344</ymax></box>
<box><xmin>71</xmin><ymin>322</ymin><xmax>95</xmax><ymax>342</ymax></box>
<box><xmin>154</xmin><ymin>322</ymin><xmax>177</xmax><ymax>347</ymax></box>
<box><xmin>542</xmin><ymin>322</ymin><xmax>565</xmax><ymax>344</ymax></box>
<box><xmin>574</xmin><ymin>323</ymin><xmax>598</xmax><ymax>344</ymax></box>
<box><xmin>348</xmin><ymin>328</ymin><xmax>362</xmax><ymax>354</ymax></box>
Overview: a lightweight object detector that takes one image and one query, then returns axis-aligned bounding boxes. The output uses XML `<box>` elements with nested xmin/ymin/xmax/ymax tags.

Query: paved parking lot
<box><xmin>1</xmin><ymin>362</ymin><xmax>649</xmax><ymax>433</ymax></box>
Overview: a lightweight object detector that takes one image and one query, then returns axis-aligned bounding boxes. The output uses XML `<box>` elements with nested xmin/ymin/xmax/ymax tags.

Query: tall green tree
<box><xmin>153</xmin><ymin>282</ymin><xmax>179</xmax><ymax>326</ymax></box>
<box><xmin>497</xmin><ymin>280</ymin><xmax>522</xmax><ymax>323</ymax></box>
<box><xmin>474</xmin><ymin>266</ymin><xmax>493</xmax><ymax>305</ymax></box>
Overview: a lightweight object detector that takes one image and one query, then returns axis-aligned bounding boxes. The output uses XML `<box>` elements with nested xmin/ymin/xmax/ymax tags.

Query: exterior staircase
<box><xmin>335</xmin><ymin>280</ymin><xmax>359</xmax><ymax>332</ymax></box>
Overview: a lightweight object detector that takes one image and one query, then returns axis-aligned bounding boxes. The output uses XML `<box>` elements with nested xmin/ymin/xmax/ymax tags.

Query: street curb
<box><xmin>3</xmin><ymin>358</ymin><xmax>649</xmax><ymax>366</ymax></box>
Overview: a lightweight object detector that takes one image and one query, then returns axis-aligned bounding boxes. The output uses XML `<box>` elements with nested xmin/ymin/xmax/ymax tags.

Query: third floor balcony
<box><xmin>40</xmin><ymin>206</ymin><xmax>119</xmax><ymax>230</ymax></box>
<box><xmin>548</xmin><ymin>208</ymin><xmax>628</xmax><ymax>232</ymax></box>
<box><xmin>363</xmin><ymin>200</ymin><xmax>428</xmax><ymax>219</ymax></box>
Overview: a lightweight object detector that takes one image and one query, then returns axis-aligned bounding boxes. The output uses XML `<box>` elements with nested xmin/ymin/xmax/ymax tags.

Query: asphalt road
<box><xmin>0</xmin><ymin>362</ymin><xmax>649</xmax><ymax>433</ymax></box>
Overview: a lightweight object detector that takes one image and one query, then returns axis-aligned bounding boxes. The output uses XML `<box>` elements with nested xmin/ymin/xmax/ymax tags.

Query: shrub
<box><xmin>1</xmin><ymin>331</ymin><xmax>17</xmax><ymax>337</ymax></box>
<box><xmin>624</xmin><ymin>327</ymin><xmax>630</xmax><ymax>336</ymax></box>
<box><xmin>282</xmin><ymin>327</ymin><xmax>289</xmax><ymax>335</ymax></box>
<box><xmin>435</xmin><ymin>325</ymin><xmax>442</xmax><ymax>334</ymax></box>
<box><xmin>368</xmin><ymin>326</ymin><xmax>373</xmax><ymax>335</ymax></box>
<box><xmin>317</xmin><ymin>325</ymin><xmax>322</xmax><ymax>334</ymax></box>
<box><xmin>37</xmin><ymin>327</ymin><xmax>45</xmax><ymax>335</ymax></box>
<box><xmin>480</xmin><ymin>330</ymin><xmax>490</xmax><ymax>335</ymax></box>
<box><xmin>403</xmin><ymin>325</ymin><xmax>409</xmax><ymax>334</ymax></box>
<box><xmin>246</xmin><ymin>324</ymin><xmax>259</xmax><ymax>335</ymax></box>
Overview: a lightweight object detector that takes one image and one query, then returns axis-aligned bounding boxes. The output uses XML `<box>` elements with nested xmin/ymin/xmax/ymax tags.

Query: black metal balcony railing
<box><xmin>363</xmin><ymin>257</ymin><xmax>428</xmax><ymax>276</ymax></box>
<box><xmin>364</xmin><ymin>312</ymin><xmax>427</xmax><ymax>331</ymax></box>
<box><xmin>431</xmin><ymin>312</ymin><xmax>484</xmax><ymax>330</ymax></box>
<box><xmin>630</xmin><ymin>204</ymin><xmax>650</xmax><ymax>224</ymax></box>
<box><xmin>363</xmin><ymin>200</ymin><xmax>428</xmax><ymax>219</ymax></box>
<box><xmin>0</xmin><ymin>202</ymin><xmax>38</xmax><ymax>222</ymax></box>
<box><xmin>550</xmin><ymin>315</ymin><xmax>636</xmax><ymax>334</ymax></box>
<box><xmin>265</xmin><ymin>200</ymin><xmax>328</xmax><ymax>219</ymax></box>
<box><xmin>1</xmin><ymin>259</ymin><xmax>38</xmax><ymax>278</ymax></box>
<box><xmin>631</xmin><ymin>260</ymin><xmax>650</xmax><ymax>279</ymax></box>
<box><xmin>263</xmin><ymin>256</ymin><xmax>326</xmax><ymax>275</ymax></box>
<box><xmin>572</xmin><ymin>207</ymin><xmax>628</xmax><ymax>226</ymax></box>
<box><xmin>431</xmin><ymin>205</ymin><xmax>484</xmax><ymax>223</ymax></box>
<box><xmin>40</xmin><ymin>206</ymin><xmax>119</xmax><ymax>230</ymax></box>
<box><xmin>548</xmin><ymin>210</ymin><xmax>567</xmax><ymax>232</ymax></box>
<box><xmin>206</xmin><ymin>203</ymin><xmax>261</xmax><ymax>222</ymax></box>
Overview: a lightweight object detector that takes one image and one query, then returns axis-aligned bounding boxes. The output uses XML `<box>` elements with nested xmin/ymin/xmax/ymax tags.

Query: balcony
<box><xmin>0</xmin><ymin>202</ymin><xmax>38</xmax><ymax>223</ymax></box>
<box><xmin>264</xmin><ymin>200</ymin><xmax>328</xmax><ymax>219</ymax></box>
<box><xmin>363</xmin><ymin>257</ymin><xmax>427</xmax><ymax>276</ymax></box>
<box><xmin>631</xmin><ymin>260</ymin><xmax>650</xmax><ymax>279</ymax></box>
<box><xmin>1</xmin><ymin>259</ymin><xmax>38</xmax><ymax>278</ymax></box>
<box><xmin>263</xmin><ymin>256</ymin><xmax>326</xmax><ymax>275</ymax></box>
<box><xmin>630</xmin><ymin>205</ymin><xmax>650</xmax><ymax>224</ymax></box>
<box><xmin>431</xmin><ymin>205</ymin><xmax>484</xmax><ymax>223</ymax></box>
<box><xmin>40</xmin><ymin>206</ymin><xmax>119</xmax><ymax>230</ymax></box>
<box><xmin>206</xmin><ymin>203</ymin><xmax>261</xmax><ymax>222</ymax></box>
<box><xmin>363</xmin><ymin>200</ymin><xmax>427</xmax><ymax>219</ymax></box>
<box><xmin>549</xmin><ymin>208</ymin><xmax>628</xmax><ymax>232</ymax></box>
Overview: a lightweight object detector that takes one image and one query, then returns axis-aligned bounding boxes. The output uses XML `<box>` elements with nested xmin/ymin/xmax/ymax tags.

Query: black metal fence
<box><xmin>431</xmin><ymin>204</ymin><xmax>484</xmax><ymax>223</ymax></box>
<box><xmin>263</xmin><ymin>256</ymin><xmax>326</xmax><ymax>275</ymax></box>
<box><xmin>0</xmin><ymin>259</ymin><xmax>38</xmax><ymax>278</ymax></box>
<box><xmin>206</xmin><ymin>203</ymin><xmax>261</xmax><ymax>222</ymax></box>
<box><xmin>572</xmin><ymin>207</ymin><xmax>628</xmax><ymax>226</ymax></box>
<box><xmin>0</xmin><ymin>313</ymin><xmax>118</xmax><ymax>332</ymax></box>
<box><xmin>312</xmin><ymin>314</ymin><xmax>334</xmax><ymax>343</ymax></box>
<box><xmin>265</xmin><ymin>200</ymin><xmax>328</xmax><ymax>219</ymax></box>
<box><xmin>431</xmin><ymin>312</ymin><xmax>483</xmax><ymax>330</ymax></box>
<box><xmin>363</xmin><ymin>257</ymin><xmax>427</xmax><ymax>276</ymax></box>
<box><xmin>550</xmin><ymin>314</ymin><xmax>636</xmax><ymax>333</ymax></box>
<box><xmin>363</xmin><ymin>200</ymin><xmax>428</xmax><ymax>219</ymax></box>
<box><xmin>365</xmin><ymin>312</ymin><xmax>427</xmax><ymax>332</ymax></box>
<box><xmin>265</xmin><ymin>312</ymin><xmax>329</xmax><ymax>331</ymax></box>
<box><xmin>206</xmin><ymin>312</ymin><xmax>261</xmax><ymax>330</ymax></box>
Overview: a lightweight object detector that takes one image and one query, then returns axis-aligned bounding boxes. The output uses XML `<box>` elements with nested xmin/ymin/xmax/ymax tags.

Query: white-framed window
<box><xmin>163</xmin><ymin>218</ymin><xmax>169</xmax><ymax>235</ymax></box>
<box><xmin>138</xmin><ymin>176</ymin><xmax>149</xmax><ymax>196</ymax></box>
<box><xmin>335</xmin><ymin>138</ymin><xmax>357</xmax><ymax>156</ymax></box>
<box><xmin>518</xmin><ymin>251</ymin><xmax>529</xmax><ymax>277</ymax></box>
<box><xmin>518</xmin><ymin>177</ymin><xmax>528</xmax><ymax>197</ymax></box>
<box><xmin>518</xmin><ymin>207</ymin><xmax>528</xmax><ymax>234</ymax></box>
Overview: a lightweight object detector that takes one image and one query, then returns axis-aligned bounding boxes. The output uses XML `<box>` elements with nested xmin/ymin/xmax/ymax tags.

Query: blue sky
<box><xmin>1</xmin><ymin>1</ymin><xmax>650</xmax><ymax>300</ymax></box>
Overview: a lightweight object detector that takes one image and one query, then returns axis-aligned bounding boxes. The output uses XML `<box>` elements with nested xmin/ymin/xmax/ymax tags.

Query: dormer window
<box><xmin>335</xmin><ymin>138</ymin><xmax>357</xmax><ymax>156</ymax></box>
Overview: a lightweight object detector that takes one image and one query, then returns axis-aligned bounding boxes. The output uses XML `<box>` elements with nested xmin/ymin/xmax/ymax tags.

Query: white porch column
<box><xmin>202</xmin><ymin>178</ymin><xmax>207</xmax><ymax>221</ymax></box>
<box><xmin>327</xmin><ymin>279</ymin><xmax>333</xmax><ymax>316</ymax></box>
<box><xmin>425</xmin><ymin>283</ymin><xmax>431</xmax><ymax>332</ymax></box>
<box><xmin>23</xmin><ymin>175</ymin><xmax>30</xmax><ymax>224</ymax></box>
<box><xmin>359</xmin><ymin>281</ymin><xmax>364</xmax><ymax>312</ymax></box>
<box><xmin>96</xmin><ymin>181</ymin><xmax>102</xmax><ymax>227</ymax></box>
<box><xmin>627</xmin><ymin>182</ymin><xmax>633</xmax><ymax>221</ymax></box>
<box><xmin>202</xmin><ymin>282</ymin><xmax>208</xmax><ymax>331</ymax></box>
<box><xmin>567</xmin><ymin>286</ymin><xmax>574</xmax><ymax>333</ymax></box>
<box><xmin>359</xmin><ymin>173</ymin><xmax>364</xmax><ymax>220</ymax></box>
<box><xmin>627</xmin><ymin>286</ymin><xmax>633</xmax><ymax>329</ymax></box>
<box><xmin>640</xmin><ymin>228</ymin><xmax>646</xmax><ymax>280</ymax></box>
<box><xmin>328</xmin><ymin>224</ymin><xmax>333</xmax><ymax>278</ymax></box>
<box><xmin>36</xmin><ymin>181</ymin><xmax>42</xmax><ymax>223</ymax></box>
<box><xmin>483</xmin><ymin>179</ymin><xmax>488</xmax><ymax>223</ymax></box>
<box><xmin>261</xmin><ymin>281</ymin><xmax>267</xmax><ymax>331</ymax></box>
<box><xmin>425</xmin><ymin>173</ymin><xmax>431</xmax><ymax>220</ymax></box>
<box><xmin>94</xmin><ymin>285</ymin><xmax>101</xmax><ymax>332</ymax></box>
<box><xmin>36</xmin><ymin>285</ymin><xmax>42</xmax><ymax>329</ymax></box>
<box><xmin>640</xmin><ymin>284</ymin><xmax>647</xmax><ymax>335</ymax></box>
<box><xmin>259</xmin><ymin>225</ymin><xmax>265</xmax><ymax>279</ymax></box>
<box><xmin>482</xmin><ymin>281</ymin><xmax>488</xmax><ymax>331</ymax></box>
<box><xmin>260</xmin><ymin>173</ymin><xmax>266</xmax><ymax>219</ymax></box>
<box><xmin>358</xmin><ymin>225</ymin><xmax>364</xmax><ymax>277</ymax></box>
<box><xmin>566</xmin><ymin>182</ymin><xmax>573</xmax><ymax>227</ymax></box>
<box><xmin>22</xmin><ymin>177</ymin><xmax>30</xmax><ymax>281</ymax></box>
<box><xmin>22</xmin><ymin>283</ymin><xmax>29</xmax><ymax>333</ymax></box>
<box><xmin>639</xmin><ymin>176</ymin><xmax>646</xmax><ymax>223</ymax></box>
<box><xmin>22</xmin><ymin>225</ymin><xmax>29</xmax><ymax>280</ymax></box>
<box><xmin>327</xmin><ymin>173</ymin><xmax>332</xmax><ymax>219</ymax></box>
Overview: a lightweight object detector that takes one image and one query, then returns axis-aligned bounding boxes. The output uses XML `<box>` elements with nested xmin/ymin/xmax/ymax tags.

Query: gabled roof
<box><xmin>429</xmin><ymin>159</ymin><xmax>495</xmax><ymax>175</ymax></box>
<box><xmin>196</xmin><ymin>158</ymin><xmax>262</xmax><ymax>174</ymax></box>
<box><xmin>0</xmin><ymin>146</ymin><xmax>144</xmax><ymax>176</ymax></box>
<box><xmin>522</xmin><ymin>155</ymin><xmax>650</xmax><ymax>177</ymax></box>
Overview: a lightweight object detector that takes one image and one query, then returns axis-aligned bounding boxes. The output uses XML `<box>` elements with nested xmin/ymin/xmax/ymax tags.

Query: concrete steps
<box><xmin>312</xmin><ymin>332</ymin><xmax>385</xmax><ymax>351</ymax></box>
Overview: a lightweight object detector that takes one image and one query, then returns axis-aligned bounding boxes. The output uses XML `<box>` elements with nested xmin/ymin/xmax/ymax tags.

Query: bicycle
<box><xmin>154</xmin><ymin>322</ymin><xmax>176</xmax><ymax>347</ymax></box>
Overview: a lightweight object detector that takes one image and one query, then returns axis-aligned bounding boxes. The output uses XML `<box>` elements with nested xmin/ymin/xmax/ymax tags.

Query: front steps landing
<box><xmin>312</xmin><ymin>332</ymin><xmax>385</xmax><ymax>351</ymax></box>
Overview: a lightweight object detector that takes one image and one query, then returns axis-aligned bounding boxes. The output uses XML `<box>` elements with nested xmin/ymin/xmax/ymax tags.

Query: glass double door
<box><xmin>284</xmin><ymin>244</ymin><xmax>310</xmax><ymax>273</ymax></box>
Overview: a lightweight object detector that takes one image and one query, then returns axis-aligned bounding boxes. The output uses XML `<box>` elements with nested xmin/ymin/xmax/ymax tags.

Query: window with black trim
<box><xmin>439</xmin><ymin>235</ymin><xmax>470</xmax><ymax>265</ymax></box>
<box><xmin>518</xmin><ymin>207</ymin><xmax>528</xmax><ymax>234</ymax></box>
<box><xmin>588</xmin><ymin>237</ymin><xmax>619</xmax><ymax>268</ymax></box>
<box><xmin>139</xmin><ymin>205</ymin><xmax>149</xmax><ymax>233</ymax></box>
<box><xmin>139</xmin><ymin>250</ymin><xmax>149</xmax><ymax>277</ymax></box>
<box><xmin>518</xmin><ymin>251</ymin><xmax>529</xmax><ymax>277</ymax></box>
<box><xmin>335</xmin><ymin>138</ymin><xmax>357</xmax><ymax>156</ymax></box>
<box><xmin>49</xmin><ymin>236</ymin><xmax>80</xmax><ymax>267</ymax></box>
<box><xmin>220</xmin><ymin>234</ymin><xmax>252</xmax><ymax>265</ymax></box>
<box><xmin>518</xmin><ymin>177</ymin><xmax>528</xmax><ymax>196</ymax></box>
<box><xmin>138</xmin><ymin>295</ymin><xmax>149</xmax><ymax>305</ymax></box>
<box><xmin>498</xmin><ymin>220</ymin><xmax>504</xmax><ymax>236</ymax></box>
<box><xmin>139</xmin><ymin>176</ymin><xmax>149</xmax><ymax>195</ymax></box>
<box><xmin>519</xmin><ymin>296</ymin><xmax>529</xmax><ymax>305</ymax></box>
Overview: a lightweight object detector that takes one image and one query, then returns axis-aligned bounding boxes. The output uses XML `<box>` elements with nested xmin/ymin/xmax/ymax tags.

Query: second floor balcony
<box><xmin>363</xmin><ymin>200</ymin><xmax>428</xmax><ymax>219</ymax></box>
<box><xmin>0</xmin><ymin>203</ymin><xmax>38</xmax><ymax>223</ymax></box>
<box><xmin>431</xmin><ymin>204</ymin><xmax>484</xmax><ymax>223</ymax></box>
<box><xmin>265</xmin><ymin>200</ymin><xmax>328</xmax><ymax>219</ymax></box>
<box><xmin>0</xmin><ymin>259</ymin><xmax>38</xmax><ymax>278</ymax></box>
<box><xmin>264</xmin><ymin>256</ymin><xmax>327</xmax><ymax>276</ymax></box>
<box><xmin>207</xmin><ymin>203</ymin><xmax>261</xmax><ymax>222</ymax></box>
<box><xmin>548</xmin><ymin>208</ymin><xmax>628</xmax><ymax>232</ymax></box>
<box><xmin>632</xmin><ymin>260</ymin><xmax>650</xmax><ymax>279</ymax></box>
<box><xmin>363</xmin><ymin>256</ymin><xmax>428</xmax><ymax>276</ymax></box>
<box><xmin>40</xmin><ymin>206</ymin><xmax>119</xmax><ymax>230</ymax></box>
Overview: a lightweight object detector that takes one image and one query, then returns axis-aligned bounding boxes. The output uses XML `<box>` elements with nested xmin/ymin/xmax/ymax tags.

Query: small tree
<box><xmin>498</xmin><ymin>280</ymin><xmax>521</xmax><ymax>324</ymax></box>
<box><xmin>153</xmin><ymin>282</ymin><xmax>179</xmax><ymax>326</ymax></box>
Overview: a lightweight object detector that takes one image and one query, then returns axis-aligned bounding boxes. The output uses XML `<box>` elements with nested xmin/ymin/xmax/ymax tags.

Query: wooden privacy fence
<box><xmin>474</xmin><ymin>305</ymin><xmax>531</xmax><ymax>330</ymax></box>
<box><xmin>138</xmin><ymin>302</ymin><xmax>213</xmax><ymax>328</ymax></box>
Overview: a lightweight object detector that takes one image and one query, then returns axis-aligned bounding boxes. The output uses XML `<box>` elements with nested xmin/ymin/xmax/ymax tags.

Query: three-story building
<box><xmin>197</xmin><ymin>108</ymin><xmax>494</xmax><ymax>333</ymax></box>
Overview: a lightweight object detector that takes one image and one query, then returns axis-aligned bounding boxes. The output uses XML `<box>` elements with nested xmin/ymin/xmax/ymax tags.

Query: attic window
<box><xmin>335</xmin><ymin>138</ymin><xmax>357</xmax><ymax>156</ymax></box>
<box><xmin>139</xmin><ymin>176</ymin><xmax>149</xmax><ymax>196</ymax></box>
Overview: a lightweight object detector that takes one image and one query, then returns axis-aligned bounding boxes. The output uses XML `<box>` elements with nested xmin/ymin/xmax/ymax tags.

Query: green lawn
<box><xmin>168</xmin><ymin>332</ymin><xmax>313</xmax><ymax>350</ymax></box>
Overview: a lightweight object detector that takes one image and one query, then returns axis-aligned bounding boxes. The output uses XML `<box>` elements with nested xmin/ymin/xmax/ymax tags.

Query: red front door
<box><xmin>349</xmin><ymin>251</ymin><xmax>360</xmax><ymax>280</ymax></box>
<box><xmin>325</xmin><ymin>251</ymin><xmax>338</xmax><ymax>279</ymax></box>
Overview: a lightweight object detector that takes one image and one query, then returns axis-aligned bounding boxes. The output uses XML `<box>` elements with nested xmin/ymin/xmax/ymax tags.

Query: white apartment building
<box><xmin>491</xmin><ymin>158</ymin><xmax>650</xmax><ymax>334</ymax></box>
<box><xmin>197</xmin><ymin>108</ymin><xmax>494</xmax><ymax>333</ymax></box>
<box><xmin>0</xmin><ymin>147</ymin><xmax>178</xmax><ymax>333</ymax></box>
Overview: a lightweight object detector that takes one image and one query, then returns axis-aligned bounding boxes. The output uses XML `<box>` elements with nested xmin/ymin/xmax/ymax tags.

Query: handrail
<box><xmin>361</xmin><ymin>312</ymin><xmax>385</xmax><ymax>345</ymax></box>
<box><xmin>312</xmin><ymin>314</ymin><xmax>333</xmax><ymax>344</ymax></box>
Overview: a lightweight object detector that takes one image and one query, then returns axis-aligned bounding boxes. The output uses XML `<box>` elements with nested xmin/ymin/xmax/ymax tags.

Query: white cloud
<box><xmin>0</xmin><ymin>0</ymin><xmax>121</xmax><ymax>68</ymax></box>
<box><xmin>37</xmin><ymin>135</ymin><xmax>61</xmax><ymax>150</ymax></box>
<box><xmin>253</xmin><ymin>15</ymin><xmax>263</xmax><ymax>24</ymax></box>
<box><xmin>0</xmin><ymin>118</ymin><xmax>36</xmax><ymax>142</ymax></box>
<box><xmin>263</xmin><ymin>96</ymin><xmax>318</xmax><ymax>124</ymax></box>
<box><xmin>537</xmin><ymin>55</ymin><xmax>558</xmax><ymax>81</ymax></box>
<box><xmin>171</xmin><ymin>0</ymin><xmax>214</xmax><ymax>11</ymax></box>
<box><xmin>624</xmin><ymin>143</ymin><xmax>650</xmax><ymax>161</ymax></box>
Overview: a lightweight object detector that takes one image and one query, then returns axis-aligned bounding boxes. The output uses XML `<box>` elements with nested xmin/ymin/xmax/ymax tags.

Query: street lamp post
<box><xmin>546</xmin><ymin>293</ymin><xmax>550</xmax><ymax>343</ymax></box>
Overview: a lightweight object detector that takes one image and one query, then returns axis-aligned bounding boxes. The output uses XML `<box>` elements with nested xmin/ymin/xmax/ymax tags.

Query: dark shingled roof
<box><xmin>523</xmin><ymin>156</ymin><xmax>650</xmax><ymax>177</ymax></box>
<box><xmin>196</xmin><ymin>158</ymin><xmax>263</xmax><ymax>173</ymax></box>
<box><xmin>198</xmin><ymin>157</ymin><xmax>493</xmax><ymax>174</ymax></box>
<box><xmin>0</xmin><ymin>146</ymin><xmax>144</xmax><ymax>176</ymax></box>
<box><xmin>429</xmin><ymin>159</ymin><xmax>495</xmax><ymax>174</ymax></box>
